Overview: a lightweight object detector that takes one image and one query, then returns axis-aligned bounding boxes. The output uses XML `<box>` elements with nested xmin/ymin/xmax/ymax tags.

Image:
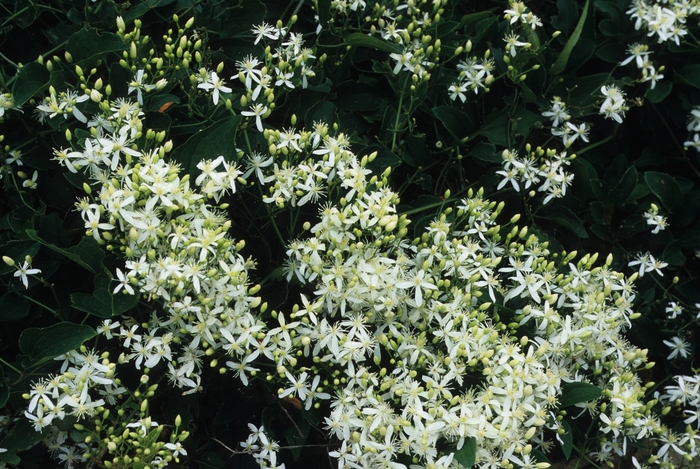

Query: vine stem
<box><xmin>0</xmin><ymin>357</ymin><xmax>22</xmax><ymax>376</ymax></box>
<box><xmin>391</xmin><ymin>78</ymin><xmax>409</xmax><ymax>152</ymax></box>
<box><xmin>242</xmin><ymin>129</ymin><xmax>287</xmax><ymax>247</ymax></box>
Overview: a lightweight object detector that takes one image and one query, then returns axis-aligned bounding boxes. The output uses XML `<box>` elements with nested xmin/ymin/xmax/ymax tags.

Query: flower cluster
<box><xmin>195</xmin><ymin>19</ymin><xmax>317</xmax><ymax>124</ymax></box>
<box><xmin>240</xmin><ymin>424</ymin><xmax>283</xmax><ymax>469</ymax></box>
<box><xmin>541</xmin><ymin>97</ymin><xmax>590</xmax><ymax>148</ymax></box>
<box><xmin>599</xmin><ymin>85</ymin><xmax>628</xmax><ymax>124</ymax></box>
<box><xmin>35</xmin><ymin>87</ymin><xmax>90</xmax><ymax>123</ymax></box>
<box><xmin>504</xmin><ymin>1</ymin><xmax>543</xmax><ymax>30</ymax></box>
<box><xmin>628</xmin><ymin>251</ymin><xmax>668</xmax><ymax>277</ymax></box>
<box><xmin>621</xmin><ymin>43</ymin><xmax>664</xmax><ymax>89</ymax></box>
<box><xmin>627</xmin><ymin>0</ymin><xmax>700</xmax><ymax>45</ymax></box>
<box><xmin>495</xmin><ymin>146</ymin><xmax>574</xmax><ymax>204</ymax></box>
<box><xmin>684</xmin><ymin>106</ymin><xmax>700</xmax><ymax>151</ymax></box>
<box><xmin>0</xmin><ymin>92</ymin><xmax>21</xmax><ymax>118</ymax></box>
<box><xmin>448</xmin><ymin>49</ymin><xmax>496</xmax><ymax>102</ymax></box>
<box><xmin>643</xmin><ymin>203</ymin><xmax>668</xmax><ymax>234</ymax></box>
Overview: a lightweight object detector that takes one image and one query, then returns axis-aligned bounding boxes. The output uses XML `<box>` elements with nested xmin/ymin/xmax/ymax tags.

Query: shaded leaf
<box><xmin>646</xmin><ymin>81</ymin><xmax>672</xmax><ymax>103</ymax></box>
<box><xmin>19</xmin><ymin>322</ymin><xmax>96</xmax><ymax>365</ymax></box>
<box><xmin>551</xmin><ymin>0</ymin><xmax>590</xmax><ymax>74</ymax></box>
<box><xmin>0</xmin><ymin>294</ymin><xmax>29</xmax><ymax>322</ymax></box>
<box><xmin>26</xmin><ymin>230</ymin><xmax>104</xmax><ymax>274</ymax></box>
<box><xmin>11</xmin><ymin>62</ymin><xmax>50</xmax><ymax>106</ymax></box>
<box><xmin>644</xmin><ymin>171</ymin><xmax>682</xmax><ymax>210</ymax></box>
<box><xmin>663</xmin><ymin>240</ymin><xmax>686</xmax><ymax>266</ymax></box>
<box><xmin>345</xmin><ymin>33</ymin><xmax>401</xmax><ymax>54</ymax></box>
<box><xmin>479</xmin><ymin>111</ymin><xmax>509</xmax><ymax>147</ymax></box>
<box><xmin>0</xmin><ymin>419</ymin><xmax>47</xmax><ymax>465</ymax></box>
<box><xmin>676</xmin><ymin>64</ymin><xmax>700</xmax><ymax>91</ymax></box>
<box><xmin>547</xmin><ymin>207</ymin><xmax>588</xmax><ymax>238</ymax></box>
<box><xmin>608</xmin><ymin>166</ymin><xmax>638</xmax><ymax>206</ymax></box>
<box><xmin>432</xmin><ymin>106</ymin><xmax>473</xmax><ymax>140</ymax></box>
<box><xmin>470</xmin><ymin>142</ymin><xmax>501</xmax><ymax>163</ymax></box>
<box><xmin>559</xmin><ymin>381</ymin><xmax>602</xmax><ymax>407</ymax></box>
<box><xmin>453</xmin><ymin>437</ymin><xmax>476</xmax><ymax>467</ymax></box>
<box><xmin>171</xmin><ymin>116</ymin><xmax>242</xmax><ymax>177</ymax></box>
<box><xmin>66</xmin><ymin>29</ymin><xmax>128</xmax><ymax>66</ymax></box>
<box><xmin>70</xmin><ymin>270</ymin><xmax>140</xmax><ymax>318</ymax></box>
<box><xmin>0</xmin><ymin>368</ymin><xmax>7</xmax><ymax>409</ymax></box>
<box><xmin>560</xmin><ymin>419</ymin><xmax>573</xmax><ymax>459</ymax></box>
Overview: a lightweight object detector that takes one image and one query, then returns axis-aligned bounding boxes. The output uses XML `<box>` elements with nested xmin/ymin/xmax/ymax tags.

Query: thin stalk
<box><xmin>0</xmin><ymin>357</ymin><xmax>22</xmax><ymax>376</ymax></box>
<box><xmin>391</xmin><ymin>78</ymin><xmax>409</xmax><ymax>151</ymax></box>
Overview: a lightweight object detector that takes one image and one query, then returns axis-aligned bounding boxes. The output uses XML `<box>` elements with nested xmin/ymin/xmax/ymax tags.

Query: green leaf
<box><xmin>317</xmin><ymin>0</ymin><xmax>331</xmax><ymax>31</ymax></box>
<box><xmin>511</xmin><ymin>107</ymin><xmax>542</xmax><ymax>139</ymax></box>
<box><xmin>453</xmin><ymin>437</ymin><xmax>476</xmax><ymax>467</ymax></box>
<box><xmin>26</xmin><ymin>230</ymin><xmax>104</xmax><ymax>274</ymax></box>
<box><xmin>560</xmin><ymin>419</ymin><xmax>573</xmax><ymax>459</ymax></box>
<box><xmin>479</xmin><ymin>111</ymin><xmax>509</xmax><ymax>147</ymax></box>
<box><xmin>66</xmin><ymin>29</ymin><xmax>129</xmax><ymax>66</ymax></box>
<box><xmin>646</xmin><ymin>82</ymin><xmax>672</xmax><ymax>103</ymax></box>
<box><xmin>551</xmin><ymin>0</ymin><xmax>590</xmax><ymax>75</ymax></box>
<box><xmin>19</xmin><ymin>322</ymin><xmax>96</xmax><ymax>366</ymax></box>
<box><xmin>171</xmin><ymin>116</ymin><xmax>242</xmax><ymax>177</ymax></box>
<box><xmin>304</xmin><ymin>101</ymin><xmax>336</xmax><ymax>128</ymax></box>
<box><xmin>559</xmin><ymin>381</ymin><xmax>602</xmax><ymax>407</ymax></box>
<box><xmin>345</xmin><ymin>33</ymin><xmax>402</xmax><ymax>54</ymax></box>
<box><xmin>644</xmin><ymin>171</ymin><xmax>683</xmax><ymax>210</ymax></box>
<box><xmin>11</xmin><ymin>62</ymin><xmax>50</xmax><ymax>106</ymax></box>
<box><xmin>0</xmin><ymin>293</ymin><xmax>30</xmax><ymax>322</ymax></box>
<box><xmin>546</xmin><ymin>207</ymin><xmax>588</xmax><ymax>238</ymax></box>
<box><xmin>0</xmin><ymin>367</ymin><xmax>8</xmax><ymax>409</ymax></box>
<box><xmin>663</xmin><ymin>240</ymin><xmax>686</xmax><ymax>266</ymax></box>
<box><xmin>471</xmin><ymin>142</ymin><xmax>501</xmax><ymax>163</ymax></box>
<box><xmin>432</xmin><ymin>106</ymin><xmax>473</xmax><ymax>140</ymax></box>
<box><xmin>71</xmin><ymin>269</ymin><xmax>139</xmax><ymax>318</ymax></box>
<box><xmin>676</xmin><ymin>64</ymin><xmax>700</xmax><ymax>91</ymax></box>
<box><xmin>552</xmin><ymin>0</ymin><xmax>578</xmax><ymax>34</ymax></box>
<box><xmin>530</xmin><ymin>448</ymin><xmax>550</xmax><ymax>466</ymax></box>
<box><xmin>0</xmin><ymin>419</ymin><xmax>47</xmax><ymax>465</ymax></box>
<box><xmin>608</xmin><ymin>166</ymin><xmax>638</xmax><ymax>205</ymax></box>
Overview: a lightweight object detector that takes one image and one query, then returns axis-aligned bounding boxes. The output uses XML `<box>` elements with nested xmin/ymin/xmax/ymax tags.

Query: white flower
<box><xmin>252</xmin><ymin>22</ymin><xmax>279</xmax><ymax>44</ymax></box>
<box><xmin>448</xmin><ymin>82</ymin><xmax>467</xmax><ymax>103</ymax></box>
<box><xmin>14</xmin><ymin>260</ymin><xmax>41</xmax><ymax>288</ymax></box>
<box><xmin>621</xmin><ymin>43</ymin><xmax>651</xmax><ymax>68</ymax></box>
<box><xmin>684</xmin><ymin>133</ymin><xmax>700</xmax><ymax>151</ymax></box>
<box><xmin>197</xmin><ymin>71</ymin><xmax>232</xmax><ymax>105</ymax></box>
<box><xmin>663</xmin><ymin>336</ymin><xmax>691</xmax><ymax>360</ymax></box>
<box><xmin>503</xmin><ymin>33</ymin><xmax>529</xmax><ymax>57</ymax></box>
<box><xmin>127</xmin><ymin>70</ymin><xmax>156</xmax><ymax>106</ymax></box>
<box><xmin>241</xmin><ymin>104</ymin><xmax>269</xmax><ymax>132</ymax></box>
<box><xmin>22</xmin><ymin>171</ymin><xmax>38</xmax><ymax>189</ymax></box>
<box><xmin>542</xmin><ymin>97</ymin><xmax>570</xmax><ymax>127</ymax></box>
<box><xmin>113</xmin><ymin>268</ymin><xmax>135</xmax><ymax>295</ymax></box>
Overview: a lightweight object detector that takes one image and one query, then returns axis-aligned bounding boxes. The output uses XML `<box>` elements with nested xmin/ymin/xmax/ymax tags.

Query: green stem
<box><xmin>398</xmin><ymin>187</ymin><xmax>470</xmax><ymax>217</ymax></box>
<box><xmin>576</xmin><ymin>133</ymin><xmax>615</xmax><ymax>156</ymax></box>
<box><xmin>21</xmin><ymin>292</ymin><xmax>58</xmax><ymax>317</ymax></box>
<box><xmin>0</xmin><ymin>357</ymin><xmax>22</xmax><ymax>376</ymax></box>
<box><xmin>391</xmin><ymin>78</ymin><xmax>409</xmax><ymax>152</ymax></box>
<box><xmin>8</xmin><ymin>173</ymin><xmax>42</xmax><ymax>214</ymax></box>
<box><xmin>243</xmin><ymin>130</ymin><xmax>287</xmax><ymax>247</ymax></box>
<box><xmin>0</xmin><ymin>51</ymin><xmax>18</xmax><ymax>69</ymax></box>
<box><xmin>290</xmin><ymin>0</ymin><xmax>306</xmax><ymax>19</ymax></box>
